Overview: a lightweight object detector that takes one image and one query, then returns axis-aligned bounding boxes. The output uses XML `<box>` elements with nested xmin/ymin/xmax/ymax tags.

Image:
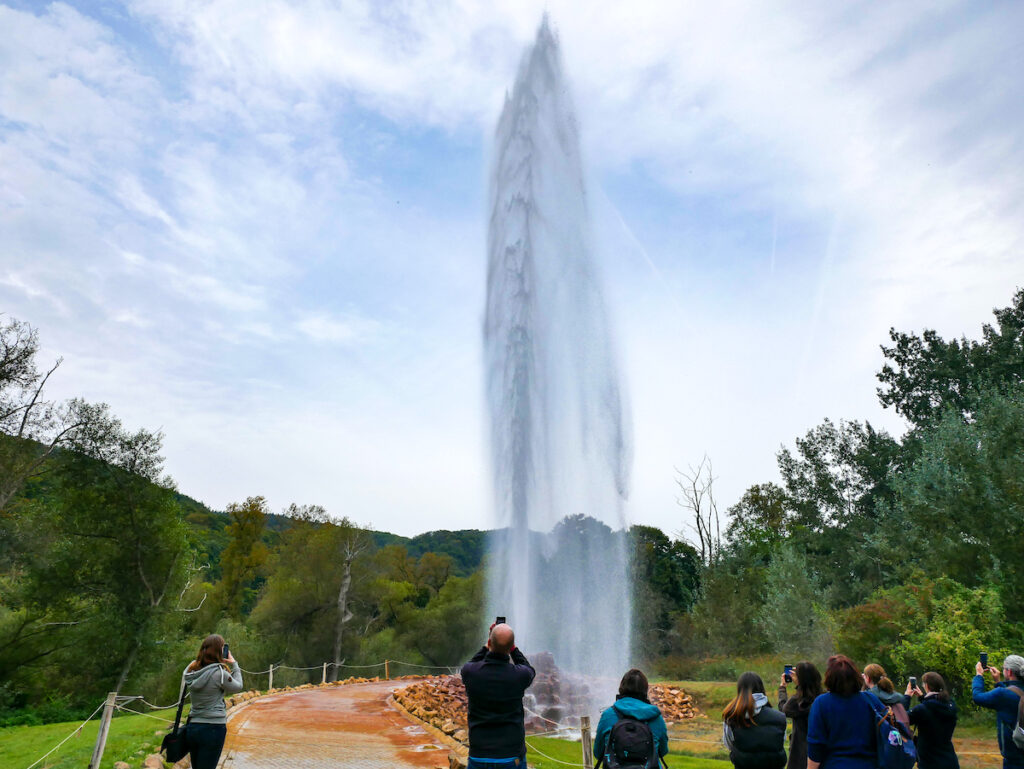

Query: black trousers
<box><xmin>187</xmin><ymin>722</ymin><xmax>227</xmax><ymax>769</ymax></box>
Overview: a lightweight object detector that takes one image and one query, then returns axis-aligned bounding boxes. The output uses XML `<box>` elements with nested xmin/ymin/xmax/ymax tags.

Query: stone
<box><xmin>143</xmin><ymin>754</ymin><xmax>164</xmax><ymax>769</ymax></box>
<box><xmin>114</xmin><ymin>762</ymin><xmax>131</xmax><ymax>769</ymax></box>
<box><xmin>441</xmin><ymin>720</ymin><xmax>457</xmax><ymax>735</ymax></box>
<box><xmin>449</xmin><ymin>753</ymin><xmax>469</xmax><ymax>769</ymax></box>
<box><xmin>453</xmin><ymin>729</ymin><xmax>468</xmax><ymax>743</ymax></box>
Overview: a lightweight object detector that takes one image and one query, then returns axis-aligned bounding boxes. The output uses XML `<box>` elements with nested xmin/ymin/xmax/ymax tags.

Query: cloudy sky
<box><xmin>2</xmin><ymin>1</ymin><xmax>1022</xmax><ymax>537</ymax></box>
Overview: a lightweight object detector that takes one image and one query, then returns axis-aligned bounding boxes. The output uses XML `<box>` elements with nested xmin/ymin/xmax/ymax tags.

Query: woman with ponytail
<box><xmin>722</xmin><ymin>672</ymin><xmax>787</xmax><ymax>769</ymax></box>
<box><xmin>906</xmin><ymin>672</ymin><xmax>959</xmax><ymax>769</ymax></box>
<box><xmin>863</xmin><ymin>663</ymin><xmax>910</xmax><ymax>726</ymax></box>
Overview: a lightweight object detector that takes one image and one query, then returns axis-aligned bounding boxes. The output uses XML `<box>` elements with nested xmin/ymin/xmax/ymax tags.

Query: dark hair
<box><xmin>795</xmin><ymin>661</ymin><xmax>823</xmax><ymax>702</ymax></box>
<box><xmin>825</xmin><ymin>655</ymin><xmax>862</xmax><ymax>697</ymax></box>
<box><xmin>921</xmin><ymin>672</ymin><xmax>950</xmax><ymax>702</ymax></box>
<box><xmin>188</xmin><ymin>634</ymin><xmax>229</xmax><ymax>672</ymax></box>
<box><xmin>618</xmin><ymin>669</ymin><xmax>650</xmax><ymax>703</ymax></box>
<box><xmin>723</xmin><ymin>672</ymin><xmax>767</xmax><ymax>727</ymax></box>
<box><xmin>863</xmin><ymin>663</ymin><xmax>895</xmax><ymax>693</ymax></box>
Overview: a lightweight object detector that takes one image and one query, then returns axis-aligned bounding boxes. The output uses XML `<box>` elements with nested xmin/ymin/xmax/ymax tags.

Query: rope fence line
<box><xmin>23</xmin><ymin>698</ymin><xmax>107</xmax><ymax>769</ymax></box>
<box><xmin>526</xmin><ymin>738</ymin><xmax>586</xmax><ymax>767</ymax></box>
<box><xmin>114</xmin><ymin>704</ymin><xmax>176</xmax><ymax>724</ymax></box>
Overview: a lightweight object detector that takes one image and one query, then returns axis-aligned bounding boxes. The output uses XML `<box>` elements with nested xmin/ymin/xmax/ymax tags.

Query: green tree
<box><xmin>32</xmin><ymin>418</ymin><xmax>189</xmax><ymax>693</ymax></box>
<box><xmin>877</xmin><ymin>287</ymin><xmax>1024</xmax><ymax>428</ymax></box>
<box><xmin>756</xmin><ymin>543</ymin><xmax>832</xmax><ymax>656</ymax></box>
<box><xmin>219</xmin><ymin>496</ymin><xmax>270</xmax><ymax>617</ymax></box>
<box><xmin>883</xmin><ymin>385</ymin><xmax>1024</xmax><ymax>608</ymax></box>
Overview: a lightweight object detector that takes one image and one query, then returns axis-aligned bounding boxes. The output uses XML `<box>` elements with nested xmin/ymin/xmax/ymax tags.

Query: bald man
<box><xmin>460</xmin><ymin>623</ymin><xmax>536</xmax><ymax>769</ymax></box>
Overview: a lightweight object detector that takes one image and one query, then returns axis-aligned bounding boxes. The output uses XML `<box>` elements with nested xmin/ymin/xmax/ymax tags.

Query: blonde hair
<box><xmin>863</xmin><ymin>663</ymin><xmax>894</xmax><ymax>693</ymax></box>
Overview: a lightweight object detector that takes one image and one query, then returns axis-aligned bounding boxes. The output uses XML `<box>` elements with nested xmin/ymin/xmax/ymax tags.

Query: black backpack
<box><xmin>597</xmin><ymin>705</ymin><xmax>658</xmax><ymax>769</ymax></box>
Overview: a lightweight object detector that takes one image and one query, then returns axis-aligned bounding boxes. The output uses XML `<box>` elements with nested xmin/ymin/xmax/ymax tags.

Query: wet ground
<box><xmin>219</xmin><ymin>680</ymin><xmax>450</xmax><ymax>769</ymax></box>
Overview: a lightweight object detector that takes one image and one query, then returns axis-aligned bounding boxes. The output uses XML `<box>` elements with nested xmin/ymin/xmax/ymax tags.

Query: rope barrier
<box><xmin>276</xmin><ymin>664</ymin><xmax>326</xmax><ymax>671</ymax></box>
<box><xmin>114</xmin><ymin>704</ymin><xmax>175</xmax><ymax>724</ymax></box>
<box><xmin>526</xmin><ymin>738</ymin><xmax>586</xmax><ymax>767</ymax></box>
<box><xmin>388</xmin><ymin>659</ymin><xmax>458</xmax><ymax>669</ymax></box>
<box><xmin>524</xmin><ymin>705</ymin><xmax>567</xmax><ymax>727</ymax></box>
<box><xmin>24</xmin><ymin>699</ymin><xmax>107</xmax><ymax>769</ymax></box>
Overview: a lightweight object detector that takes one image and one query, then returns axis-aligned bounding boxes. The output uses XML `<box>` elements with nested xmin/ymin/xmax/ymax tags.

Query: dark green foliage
<box><xmin>877</xmin><ymin>288</ymin><xmax>1024</xmax><ymax>428</ymax></box>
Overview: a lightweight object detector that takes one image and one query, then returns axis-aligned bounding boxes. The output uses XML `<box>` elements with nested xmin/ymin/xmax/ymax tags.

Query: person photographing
<box><xmin>972</xmin><ymin>654</ymin><xmax>1024</xmax><ymax>769</ymax></box>
<box><xmin>460</xmin><ymin>621</ymin><xmax>536</xmax><ymax>769</ymax></box>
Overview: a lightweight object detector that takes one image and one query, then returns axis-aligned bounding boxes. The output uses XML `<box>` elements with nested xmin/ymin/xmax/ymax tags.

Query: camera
<box><xmin>222</xmin><ymin>642</ymin><xmax>230</xmax><ymax>659</ymax></box>
<box><xmin>784</xmin><ymin>664</ymin><xmax>794</xmax><ymax>683</ymax></box>
<box><xmin>908</xmin><ymin>676</ymin><xmax>917</xmax><ymax>690</ymax></box>
<box><xmin>980</xmin><ymin>651</ymin><xmax>988</xmax><ymax>668</ymax></box>
<box><xmin>495</xmin><ymin>616</ymin><xmax>506</xmax><ymax>625</ymax></box>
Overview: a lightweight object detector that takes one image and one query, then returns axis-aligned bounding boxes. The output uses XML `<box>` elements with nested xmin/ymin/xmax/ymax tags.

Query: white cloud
<box><xmin>2</xmin><ymin>0</ymin><xmax>1022</xmax><ymax>536</ymax></box>
<box><xmin>295</xmin><ymin>312</ymin><xmax>379</xmax><ymax>345</ymax></box>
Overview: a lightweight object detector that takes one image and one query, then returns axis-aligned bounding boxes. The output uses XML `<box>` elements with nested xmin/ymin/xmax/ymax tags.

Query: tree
<box><xmin>884</xmin><ymin>385</ymin><xmax>1024</xmax><ymax>608</ymax></box>
<box><xmin>724</xmin><ymin>483</ymin><xmax>789</xmax><ymax>561</ymax></box>
<box><xmin>675</xmin><ymin>456</ymin><xmax>721</xmax><ymax>568</ymax></box>
<box><xmin>630</xmin><ymin>525</ymin><xmax>700</xmax><ymax>660</ymax></box>
<box><xmin>756</xmin><ymin>543</ymin><xmax>832</xmax><ymax>656</ymax></box>
<box><xmin>877</xmin><ymin>288</ymin><xmax>1024</xmax><ymax>427</ymax></box>
<box><xmin>0</xmin><ymin>317</ymin><xmax>101</xmax><ymax>513</ymax></box>
<box><xmin>33</xmin><ymin>417</ymin><xmax>189</xmax><ymax>693</ymax></box>
<box><xmin>219</xmin><ymin>496</ymin><xmax>270</xmax><ymax>616</ymax></box>
<box><xmin>329</xmin><ymin>517</ymin><xmax>370</xmax><ymax>682</ymax></box>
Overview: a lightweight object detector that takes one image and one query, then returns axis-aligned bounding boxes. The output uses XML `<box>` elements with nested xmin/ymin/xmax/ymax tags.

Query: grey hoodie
<box><xmin>183</xmin><ymin>661</ymin><xmax>244</xmax><ymax>724</ymax></box>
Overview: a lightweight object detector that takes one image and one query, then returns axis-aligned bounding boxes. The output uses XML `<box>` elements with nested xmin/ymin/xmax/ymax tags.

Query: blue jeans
<box><xmin>467</xmin><ymin>756</ymin><xmax>525</xmax><ymax>769</ymax></box>
<box><xmin>187</xmin><ymin>723</ymin><xmax>227</xmax><ymax>769</ymax></box>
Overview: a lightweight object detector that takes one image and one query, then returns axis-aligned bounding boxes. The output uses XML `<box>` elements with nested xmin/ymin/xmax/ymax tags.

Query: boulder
<box><xmin>142</xmin><ymin>754</ymin><xmax>164</xmax><ymax>769</ymax></box>
<box><xmin>114</xmin><ymin>762</ymin><xmax>131</xmax><ymax>769</ymax></box>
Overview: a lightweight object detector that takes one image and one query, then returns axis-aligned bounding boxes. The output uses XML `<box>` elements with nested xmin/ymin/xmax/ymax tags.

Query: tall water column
<box><xmin>484</xmin><ymin>18</ymin><xmax>633</xmax><ymax>689</ymax></box>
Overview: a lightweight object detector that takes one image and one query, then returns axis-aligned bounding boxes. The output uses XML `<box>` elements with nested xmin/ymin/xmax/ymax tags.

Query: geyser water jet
<box><xmin>484</xmin><ymin>18</ymin><xmax>632</xmax><ymax>700</ymax></box>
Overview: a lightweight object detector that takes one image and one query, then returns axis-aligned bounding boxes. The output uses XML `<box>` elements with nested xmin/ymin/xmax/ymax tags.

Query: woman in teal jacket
<box><xmin>594</xmin><ymin>669</ymin><xmax>669</xmax><ymax>769</ymax></box>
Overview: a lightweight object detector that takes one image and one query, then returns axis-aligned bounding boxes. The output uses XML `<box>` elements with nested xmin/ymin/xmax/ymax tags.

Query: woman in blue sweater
<box><xmin>807</xmin><ymin>655</ymin><xmax>884</xmax><ymax>769</ymax></box>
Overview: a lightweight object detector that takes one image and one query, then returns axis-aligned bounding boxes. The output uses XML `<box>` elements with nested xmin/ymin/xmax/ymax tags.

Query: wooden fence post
<box><xmin>88</xmin><ymin>692</ymin><xmax>117</xmax><ymax>769</ymax></box>
<box><xmin>322</xmin><ymin>662</ymin><xmax>328</xmax><ymax>685</ymax></box>
<box><xmin>385</xmin><ymin>660</ymin><xmax>390</xmax><ymax>680</ymax></box>
<box><xmin>268</xmin><ymin>664</ymin><xmax>274</xmax><ymax>691</ymax></box>
<box><xmin>581</xmin><ymin>715</ymin><xmax>593</xmax><ymax>769</ymax></box>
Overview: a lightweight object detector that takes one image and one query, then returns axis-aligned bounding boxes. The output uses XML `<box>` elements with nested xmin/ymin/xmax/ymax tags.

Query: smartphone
<box><xmin>495</xmin><ymin>616</ymin><xmax>506</xmax><ymax>625</ymax></box>
<box><xmin>222</xmin><ymin>642</ymin><xmax>230</xmax><ymax>660</ymax></box>
<box><xmin>784</xmin><ymin>664</ymin><xmax>794</xmax><ymax>683</ymax></box>
<box><xmin>909</xmin><ymin>676</ymin><xmax>917</xmax><ymax>689</ymax></box>
<box><xmin>980</xmin><ymin>652</ymin><xmax>988</xmax><ymax>668</ymax></box>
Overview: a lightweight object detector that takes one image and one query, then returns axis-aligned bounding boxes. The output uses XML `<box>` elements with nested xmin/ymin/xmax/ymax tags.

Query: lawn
<box><xmin>527</xmin><ymin>735</ymin><xmax>729</xmax><ymax>769</ymax></box>
<box><xmin>0</xmin><ymin>704</ymin><xmax>180</xmax><ymax>769</ymax></box>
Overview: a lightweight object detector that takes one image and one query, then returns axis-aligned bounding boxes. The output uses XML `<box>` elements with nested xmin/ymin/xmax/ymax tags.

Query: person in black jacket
<box><xmin>778</xmin><ymin>662</ymin><xmax>823</xmax><ymax>769</ymax></box>
<box><xmin>460</xmin><ymin>623</ymin><xmax>536</xmax><ymax>769</ymax></box>
<box><xmin>723</xmin><ymin>672</ymin><xmax>787</xmax><ymax>769</ymax></box>
<box><xmin>906</xmin><ymin>671</ymin><xmax>959</xmax><ymax>769</ymax></box>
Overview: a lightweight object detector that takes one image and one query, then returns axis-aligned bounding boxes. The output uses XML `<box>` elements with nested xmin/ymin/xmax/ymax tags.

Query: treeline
<box><xmin>662</xmin><ymin>289</ymin><xmax>1024</xmax><ymax>701</ymax></box>
<box><xmin>2</xmin><ymin>289</ymin><xmax>1020</xmax><ymax>721</ymax></box>
<box><xmin>0</xmin><ymin>314</ymin><xmax>694</xmax><ymax>724</ymax></box>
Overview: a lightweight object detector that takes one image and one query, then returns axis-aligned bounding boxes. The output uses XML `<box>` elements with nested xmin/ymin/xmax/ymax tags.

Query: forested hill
<box><xmin>174</xmin><ymin>492</ymin><xmax>487</xmax><ymax>577</ymax></box>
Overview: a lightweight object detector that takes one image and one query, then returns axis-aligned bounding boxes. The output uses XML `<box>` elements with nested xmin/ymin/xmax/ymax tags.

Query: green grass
<box><xmin>0</xmin><ymin>704</ymin><xmax>182</xmax><ymax>769</ymax></box>
<box><xmin>526</xmin><ymin>736</ymin><xmax>729</xmax><ymax>769</ymax></box>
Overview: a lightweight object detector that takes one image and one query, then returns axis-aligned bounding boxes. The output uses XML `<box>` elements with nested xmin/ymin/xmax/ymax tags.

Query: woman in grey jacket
<box><xmin>184</xmin><ymin>634</ymin><xmax>244</xmax><ymax>769</ymax></box>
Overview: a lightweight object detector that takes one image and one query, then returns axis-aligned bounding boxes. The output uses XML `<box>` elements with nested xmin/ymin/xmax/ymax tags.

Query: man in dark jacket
<box><xmin>973</xmin><ymin>654</ymin><xmax>1024</xmax><ymax>769</ymax></box>
<box><xmin>460</xmin><ymin>623</ymin><xmax>536</xmax><ymax>769</ymax></box>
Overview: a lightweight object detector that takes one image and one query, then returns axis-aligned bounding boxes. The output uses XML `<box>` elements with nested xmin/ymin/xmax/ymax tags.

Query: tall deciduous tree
<box><xmin>877</xmin><ymin>288</ymin><xmax>1024</xmax><ymax>427</ymax></box>
<box><xmin>219</xmin><ymin>496</ymin><xmax>270</xmax><ymax>617</ymax></box>
<box><xmin>37</xmin><ymin>417</ymin><xmax>188</xmax><ymax>693</ymax></box>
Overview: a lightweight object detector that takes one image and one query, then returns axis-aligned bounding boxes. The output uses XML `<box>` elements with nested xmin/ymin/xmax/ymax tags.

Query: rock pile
<box><xmin>392</xmin><ymin>676</ymin><xmax>470</xmax><ymax>745</ymax></box>
<box><xmin>649</xmin><ymin>684</ymin><xmax>701</xmax><ymax>722</ymax></box>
